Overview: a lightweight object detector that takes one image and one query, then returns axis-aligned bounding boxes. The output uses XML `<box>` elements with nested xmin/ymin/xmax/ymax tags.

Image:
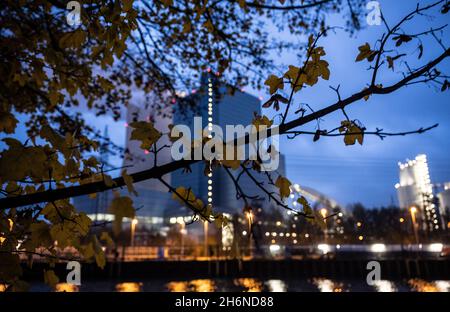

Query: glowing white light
<box><xmin>242</xmin><ymin>231</ymin><xmax>247</xmax><ymax>236</ymax></box>
<box><xmin>371</xmin><ymin>243</ymin><xmax>386</xmax><ymax>253</ymax></box>
<box><xmin>318</xmin><ymin>244</ymin><xmax>330</xmax><ymax>254</ymax></box>
<box><xmin>428</xmin><ymin>243</ymin><xmax>443</xmax><ymax>252</ymax></box>
<box><xmin>269</xmin><ymin>244</ymin><xmax>280</xmax><ymax>252</ymax></box>
<box><xmin>373</xmin><ymin>280</ymin><xmax>397</xmax><ymax>292</ymax></box>
<box><xmin>266</xmin><ymin>280</ymin><xmax>287</xmax><ymax>292</ymax></box>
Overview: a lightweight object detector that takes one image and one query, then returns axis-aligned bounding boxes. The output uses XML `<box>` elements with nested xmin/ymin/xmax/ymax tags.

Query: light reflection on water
<box><xmin>115</xmin><ymin>282</ymin><xmax>143</xmax><ymax>292</ymax></box>
<box><xmin>55</xmin><ymin>283</ymin><xmax>79</xmax><ymax>292</ymax></box>
<box><xmin>28</xmin><ymin>278</ymin><xmax>450</xmax><ymax>292</ymax></box>
<box><xmin>166</xmin><ymin>279</ymin><xmax>215</xmax><ymax>292</ymax></box>
<box><xmin>408</xmin><ymin>279</ymin><xmax>450</xmax><ymax>292</ymax></box>
<box><xmin>312</xmin><ymin>278</ymin><xmax>345</xmax><ymax>292</ymax></box>
<box><xmin>265</xmin><ymin>279</ymin><xmax>287</xmax><ymax>292</ymax></box>
<box><xmin>233</xmin><ymin>278</ymin><xmax>263</xmax><ymax>292</ymax></box>
<box><xmin>372</xmin><ymin>280</ymin><xmax>397</xmax><ymax>292</ymax></box>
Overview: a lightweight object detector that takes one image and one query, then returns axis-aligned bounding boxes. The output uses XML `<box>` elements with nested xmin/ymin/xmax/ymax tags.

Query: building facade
<box><xmin>395</xmin><ymin>154</ymin><xmax>441</xmax><ymax>232</ymax></box>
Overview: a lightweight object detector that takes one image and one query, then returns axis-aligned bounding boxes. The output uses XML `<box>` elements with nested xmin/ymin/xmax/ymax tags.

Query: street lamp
<box><xmin>203</xmin><ymin>220</ymin><xmax>209</xmax><ymax>258</ymax></box>
<box><xmin>410</xmin><ymin>206</ymin><xmax>419</xmax><ymax>244</ymax></box>
<box><xmin>320</xmin><ymin>208</ymin><xmax>328</xmax><ymax>242</ymax></box>
<box><xmin>131</xmin><ymin>218</ymin><xmax>138</xmax><ymax>247</ymax></box>
<box><xmin>245</xmin><ymin>211</ymin><xmax>254</xmax><ymax>258</ymax></box>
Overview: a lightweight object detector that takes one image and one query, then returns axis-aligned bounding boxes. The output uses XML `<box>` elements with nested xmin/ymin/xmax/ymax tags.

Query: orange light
<box><xmin>410</xmin><ymin>206</ymin><xmax>417</xmax><ymax>214</ymax></box>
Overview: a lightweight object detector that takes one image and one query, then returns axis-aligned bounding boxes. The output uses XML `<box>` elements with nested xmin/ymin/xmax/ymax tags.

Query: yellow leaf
<box><xmin>275</xmin><ymin>176</ymin><xmax>291</xmax><ymax>199</ymax></box>
<box><xmin>297</xmin><ymin>196</ymin><xmax>312</xmax><ymax>215</ymax></box>
<box><xmin>339</xmin><ymin>121</ymin><xmax>364</xmax><ymax>145</ymax></box>
<box><xmin>252</xmin><ymin>115</ymin><xmax>273</xmax><ymax>130</ymax></box>
<box><xmin>122</xmin><ymin>169</ymin><xmax>137</xmax><ymax>196</ymax></box>
<box><xmin>129</xmin><ymin>121</ymin><xmax>162</xmax><ymax>150</ymax></box>
<box><xmin>355</xmin><ymin>42</ymin><xmax>373</xmax><ymax>62</ymax></box>
<box><xmin>122</xmin><ymin>0</ymin><xmax>134</xmax><ymax>12</ymax></box>
<box><xmin>264</xmin><ymin>74</ymin><xmax>284</xmax><ymax>94</ymax></box>
<box><xmin>109</xmin><ymin>196</ymin><xmax>135</xmax><ymax>236</ymax></box>
<box><xmin>0</xmin><ymin>112</ymin><xmax>18</xmax><ymax>134</ymax></box>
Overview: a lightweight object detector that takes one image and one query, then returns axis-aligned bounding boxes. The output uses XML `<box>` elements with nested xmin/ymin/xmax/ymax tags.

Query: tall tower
<box><xmin>395</xmin><ymin>154</ymin><xmax>440</xmax><ymax>232</ymax></box>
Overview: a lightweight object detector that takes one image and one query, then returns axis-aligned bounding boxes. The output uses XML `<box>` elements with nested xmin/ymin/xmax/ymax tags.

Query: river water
<box><xmin>28</xmin><ymin>278</ymin><xmax>450</xmax><ymax>292</ymax></box>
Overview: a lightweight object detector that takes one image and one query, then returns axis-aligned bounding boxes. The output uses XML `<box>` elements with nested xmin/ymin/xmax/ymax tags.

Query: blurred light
<box><xmin>399</xmin><ymin>218</ymin><xmax>405</xmax><ymax>223</ymax></box>
<box><xmin>116</xmin><ymin>282</ymin><xmax>142</xmax><ymax>292</ymax></box>
<box><xmin>305</xmin><ymin>233</ymin><xmax>309</xmax><ymax>238</ymax></box>
<box><xmin>357</xmin><ymin>222</ymin><xmax>362</xmax><ymax>227</ymax></box>
<box><xmin>265</xmin><ymin>279</ymin><xmax>287</xmax><ymax>292</ymax></box>
<box><xmin>293</xmin><ymin>239</ymin><xmax>297</xmax><ymax>244</ymax></box>
<box><xmin>373</xmin><ymin>280</ymin><xmax>397</xmax><ymax>292</ymax></box>
<box><xmin>276</xmin><ymin>221</ymin><xmax>281</xmax><ymax>226</ymax></box>
<box><xmin>410</xmin><ymin>206</ymin><xmax>417</xmax><ymax>214</ymax></box>
<box><xmin>320</xmin><ymin>208</ymin><xmax>327</xmax><ymax>219</ymax></box>
<box><xmin>269</xmin><ymin>244</ymin><xmax>280</xmax><ymax>252</ymax></box>
<box><xmin>242</xmin><ymin>231</ymin><xmax>247</xmax><ymax>236</ymax></box>
<box><xmin>55</xmin><ymin>283</ymin><xmax>79</xmax><ymax>292</ymax></box>
<box><xmin>265</xmin><ymin>232</ymin><xmax>270</xmax><ymax>236</ymax></box>
<box><xmin>271</xmin><ymin>232</ymin><xmax>277</xmax><ymax>237</ymax></box>
<box><xmin>358</xmin><ymin>235</ymin><xmax>364</xmax><ymax>241</ymax></box>
<box><xmin>428</xmin><ymin>243</ymin><xmax>443</xmax><ymax>253</ymax></box>
<box><xmin>317</xmin><ymin>244</ymin><xmax>330</xmax><ymax>254</ymax></box>
<box><xmin>336</xmin><ymin>244</ymin><xmax>341</xmax><ymax>249</ymax></box>
<box><xmin>132</xmin><ymin>218</ymin><xmax>138</xmax><ymax>226</ymax></box>
<box><xmin>371</xmin><ymin>243</ymin><xmax>386</xmax><ymax>253</ymax></box>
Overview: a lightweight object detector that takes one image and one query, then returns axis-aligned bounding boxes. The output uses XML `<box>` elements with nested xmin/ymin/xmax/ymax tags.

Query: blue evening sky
<box><xmin>263</xmin><ymin>0</ymin><xmax>450</xmax><ymax>208</ymax></box>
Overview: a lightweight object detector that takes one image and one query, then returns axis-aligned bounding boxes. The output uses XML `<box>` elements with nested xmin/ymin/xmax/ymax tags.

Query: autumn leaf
<box><xmin>262</xmin><ymin>94</ymin><xmax>288</xmax><ymax>111</ymax></box>
<box><xmin>109</xmin><ymin>196</ymin><xmax>135</xmax><ymax>236</ymax></box>
<box><xmin>122</xmin><ymin>0</ymin><xmax>134</xmax><ymax>12</ymax></box>
<box><xmin>297</xmin><ymin>196</ymin><xmax>312</xmax><ymax>215</ymax></box>
<box><xmin>121</xmin><ymin>169</ymin><xmax>138</xmax><ymax>196</ymax></box>
<box><xmin>264</xmin><ymin>74</ymin><xmax>284</xmax><ymax>94</ymax></box>
<box><xmin>392</xmin><ymin>34</ymin><xmax>412</xmax><ymax>47</ymax></box>
<box><xmin>252</xmin><ymin>115</ymin><xmax>273</xmax><ymax>130</ymax></box>
<box><xmin>275</xmin><ymin>176</ymin><xmax>292</xmax><ymax>199</ymax></box>
<box><xmin>0</xmin><ymin>112</ymin><xmax>18</xmax><ymax>134</ymax></box>
<box><xmin>355</xmin><ymin>43</ymin><xmax>376</xmax><ymax>62</ymax></box>
<box><xmin>129</xmin><ymin>121</ymin><xmax>162</xmax><ymax>150</ymax></box>
<box><xmin>339</xmin><ymin>120</ymin><xmax>364</xmax><ymax>145</ymax></box>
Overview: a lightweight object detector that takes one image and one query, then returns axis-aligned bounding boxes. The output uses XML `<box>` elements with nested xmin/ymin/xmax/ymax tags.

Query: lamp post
<box><xmin>131</xmin><ymin>218</ymin><xmax>138</xmax><ymax>247</ymax></box>
<box><xmin>410</xmin><ymin>206</ymin><xmax>419</xmax><ymax>244</ymax></box>
<box><xmin>180</xmin><ymin>220</ymin><xmax>186</xmax><ymax>259</ymax></box>
<box><xmin>320</xmin><ymin>208</ymin><xmax>328</xmax><ymax>242</ymax></box>
<box><xmin>204</xmin><ymin>220</ymin><xmax>209</xmax><ymax>258</ymax></box>
<box><xmin>246</xmin><ymin>211</ymin><xmax>253</xmax><ymax>258</ymax></box>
